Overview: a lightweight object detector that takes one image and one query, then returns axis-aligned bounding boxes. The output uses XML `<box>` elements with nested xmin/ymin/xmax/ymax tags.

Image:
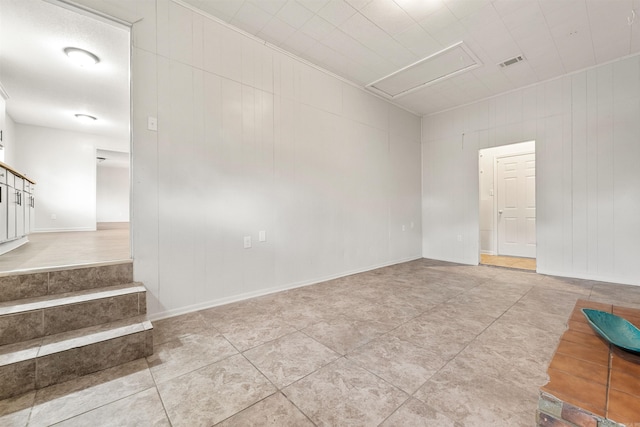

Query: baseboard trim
<box><xmin>146</xmin><ymin>255</ymin><xmax>423</xmax><ymax>321</ymax></box>
<box><xmin>33</xmin><ymin>227</ymin><xmax>96</xmax><ymax>233</ymax></box>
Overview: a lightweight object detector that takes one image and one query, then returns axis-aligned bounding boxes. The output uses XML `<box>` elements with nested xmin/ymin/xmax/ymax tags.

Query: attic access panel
<box><xmin>367</xmin><ymin>41</ymin><xmax>481</xmax><ymax>99</ymax></box>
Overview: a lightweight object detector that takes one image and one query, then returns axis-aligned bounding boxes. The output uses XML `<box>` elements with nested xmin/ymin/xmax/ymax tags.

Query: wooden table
<box><xmin>538</xmin><ymin>299</ymin><xmax>640</xmax><ymax>426</ymax></box>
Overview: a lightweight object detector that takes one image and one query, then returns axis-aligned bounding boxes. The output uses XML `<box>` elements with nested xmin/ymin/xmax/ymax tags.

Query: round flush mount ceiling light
<box><xmin>64</xmin><ymin>47</ymin><xmax>100</xmax><ymax>67</ymax></box>
<box><xmin>75</xmin><ymin>113</ymin><xmax>97</xmax><ymax>123</ymax></box>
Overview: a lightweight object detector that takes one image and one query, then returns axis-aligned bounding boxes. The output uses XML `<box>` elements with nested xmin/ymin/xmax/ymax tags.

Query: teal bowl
<box><xmin>582</xmin><ymin>308</ymin><xmax>640</xmax><ymax>353</ymax></box>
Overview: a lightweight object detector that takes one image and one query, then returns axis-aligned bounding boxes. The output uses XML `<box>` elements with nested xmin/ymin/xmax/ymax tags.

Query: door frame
<box><xmin>494</xmin><ymin>151</ymin><xmax>535</xmax><ymax>257</ymax></box>
<box><xmin>478</xmin><ymin>140</ymin><xmax>536</xmax><ymax>263</ymax></box>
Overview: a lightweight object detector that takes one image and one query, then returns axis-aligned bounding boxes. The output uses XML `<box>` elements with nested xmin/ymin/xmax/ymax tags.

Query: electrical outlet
<box><xmin>457</xmin><ymin>234</ymin><xmax>462</xmax><ymax>242</ymax></box>
<box><xmin>402</xmin><ymin>225</ymin><xmax>406</xmax><ymax>232</ymax></box>
<box><xmin>51</xmin><ymin>213</ymin><xmax>57</xmax><ymax>220</ymax></box>
<box><xmin>243</xmin><ymin>236</ymin><xmax>251</xmax><ymax>249</ymax></box>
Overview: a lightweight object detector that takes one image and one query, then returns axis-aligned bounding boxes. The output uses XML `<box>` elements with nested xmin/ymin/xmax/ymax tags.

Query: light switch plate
<box><xmin>243</xmin><ymin>236</ymin><xmax>251</xmax><ymax>249</ymax></box>
<box><xmin>259</xmin><ymin>230</ymin><xmax>266</xmax><ymax>242</ymax></box>
<box><xmin>148</xmin><ymin>116</ymin><xmax>158</xmax><ymax>131</ymax></box>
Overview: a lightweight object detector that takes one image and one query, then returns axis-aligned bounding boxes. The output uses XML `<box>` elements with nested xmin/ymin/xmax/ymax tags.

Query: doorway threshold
<box><xmin>480</xmin><ymin>254</ymin><xmax>536</xmax><ymax>271</ymax></box>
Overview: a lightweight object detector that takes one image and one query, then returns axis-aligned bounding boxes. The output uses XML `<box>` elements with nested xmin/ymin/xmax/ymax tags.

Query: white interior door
<box><xmin>497</xmin><ymin>153</ymin><xmax>536</xmax><ymax>258</ymax></box>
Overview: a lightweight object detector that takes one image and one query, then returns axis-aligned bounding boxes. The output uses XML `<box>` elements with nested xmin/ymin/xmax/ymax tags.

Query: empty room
<box><xmin>1</xmin><ymin>0</ymin><xmax>639</xmax><ymax>426</ymax></box>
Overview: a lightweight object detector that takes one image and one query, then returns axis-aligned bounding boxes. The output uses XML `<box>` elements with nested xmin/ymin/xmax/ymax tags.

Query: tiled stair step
<box><xmin>0</xmin><ymin>261</ymin><xmax>134</xmax><ymax>303</ymax></box>
<box><xmin>0</xmin><ymin>316</ymin><xmax>153</xmax><ymax>400</ymax></box>
<box><xmin>0</xmin><ymin>283</ymin><xmax>147</xmax><ymax>346</ymax></box>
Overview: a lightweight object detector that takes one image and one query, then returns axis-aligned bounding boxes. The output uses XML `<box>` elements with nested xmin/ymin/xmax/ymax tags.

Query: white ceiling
<box><xmin>184</xmin><ymin>0</ymin><xmax>640</xmax><ymax>115</ymax></box>
<box><xmin>0</xmin><ymin>0</ymin><xmax>130</xmax><ymax>140</ymax></box>
<box><xmin>0</xmin><ymin>0</ymin><xmax>638</xmax><ymax>142</ymax></box>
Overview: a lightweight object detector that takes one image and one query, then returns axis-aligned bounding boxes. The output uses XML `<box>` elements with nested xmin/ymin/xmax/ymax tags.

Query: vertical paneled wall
<box><xmin>122</xmin><ymin>1</ymin><xmax>422</xmax><ymax>318</ymax></box>
<box><xmin>422</xmin><ymin>55</ymin><xmax>640</xmax><ymax>285</ymax></box>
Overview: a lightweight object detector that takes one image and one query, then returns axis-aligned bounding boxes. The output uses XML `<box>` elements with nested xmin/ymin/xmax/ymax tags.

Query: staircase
<box><xmin>0</xmin><ymin>261</ymin><xmax>153</xmax><ymax>400</ymax></box>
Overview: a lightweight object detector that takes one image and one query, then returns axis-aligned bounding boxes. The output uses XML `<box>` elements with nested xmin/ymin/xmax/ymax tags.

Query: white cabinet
<box><xmin>15</xmin><ymin>176</ymin><xmax>25</xmax><ymax>238</ymax></box>
<box><xmin>0</xmin><ymin>168</ymin><xmax>7</xmax><ymax>243</ymax></box>
<box><xmin>7</xmin><ymin>172</ymin><xmax>16</xmax><ymax>240</ymax></box>
<box><xmin>0</xmin><ymin>164</ymin><xmax>35</xmax><ymax>250</ymax></box>
<box><xmin>24</xmin><ymin>181</ymin><xmax>33</xmax><ymax>235</ymax></box>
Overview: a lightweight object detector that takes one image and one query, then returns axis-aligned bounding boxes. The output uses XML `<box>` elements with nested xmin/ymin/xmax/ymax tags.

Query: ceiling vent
<box><xmin>498</xmin><ymin>55</ymin><xmax>524</xmax><ymax>68</ymax></box>
<box><xmin>366</xmin><ymin>41</ymin><xmax>482</xmax><ymax>99</ymax></box>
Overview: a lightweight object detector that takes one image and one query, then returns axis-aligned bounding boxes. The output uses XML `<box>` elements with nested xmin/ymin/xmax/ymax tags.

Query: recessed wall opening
<box><xmin>478</xmin><ymin>141</ymin><xmax>536</xmax><ymax>271</ymax></box>
<box><xmin>0</xmin><ymin>0</ymin><xmax>131</xmax><ymax>272</ymax></box>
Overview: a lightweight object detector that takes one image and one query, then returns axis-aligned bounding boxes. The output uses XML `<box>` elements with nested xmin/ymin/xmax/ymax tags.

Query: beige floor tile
<box><xmin>147</xmin><ymin>331</ymin><xmax>238</xmax><ymax>384</ymax></box>
<box><xmin>342</xmin><ymin>300</ymin><xmax>423</xmax><ymax>327</ymax></box>
<box><xmin>0</xmin><ymin>391</ymin><xmax>34</xmax><ymax>427</ymax></box>
<box><xmin>28</xmin><ymin>359</ymin><xmax>154</xmax><ymax>427</ymax></box>
<box><xmin>380</xmin><ymin>398</ymin><xmax>458</xmax><ymax>427</ymax></box>
<box><xmin>283</xmin><ymin>358</ymin><xmax>408</xmax><ymax>426</ymax></box>
<box><xmin>302</xmin><ymin>314</ymin><xmax>392</xmax><ymax>355</ymax></box>
<box><xmin>216</xmin><ymin>392</ymin><xmax>314</xmax><ymax>426</ymax></box>
<box><xmin>391</xmin><ymin>309</ymin><xmax>494</xmax><ymax>361</ymax></box>
<box><xmin>152</xmin><ymin>311</ymin><xmax>209</xmax><ymax>346</ymax></box>
<box><xmin>157</xmin><ymin>354</ymin><xmax>276</xmax><ymax>427</ymax></box>
<box><xmin>243</xmin><ymin>331</ymin><xmax>340</xmax><ymax>388</ymax></box>
<box><xmin>347</xmin><ymin>335</ymin><xmax>446</xmax><ymax>394</ymax></box>
<box><xmin>219</xmin><ymin>319</ymin><xmax>298</xmax><ymax>352</ymax></box>
<box><xmin>2</xmin><ymin>258</ymin><xmax>637</xmax><ymax>425</ymax></box>
<box><xmin>414</xmin><ymin>367</ymin><xmax>538</xmax><ymax>426</ymax></box>
<box><xmin>514</xmin><ymin>288</ymin><xmax>582</xmax><ymax>317</ymax></box>
<box><xmin>54</xmin><ymin>387</ymin><xmax>170</xmax><ymax>427</ymax></box>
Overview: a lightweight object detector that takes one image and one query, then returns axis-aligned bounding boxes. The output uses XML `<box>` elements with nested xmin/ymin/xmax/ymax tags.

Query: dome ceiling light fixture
<box><xmin>75</xmin><ymin>113</ymin><xmax>97</xmax><ymax>122</ymax></box>
<box><xmin>64</xmin><ymin>47</ymin><xmax>100</xmax><ymax>67</ymax></box>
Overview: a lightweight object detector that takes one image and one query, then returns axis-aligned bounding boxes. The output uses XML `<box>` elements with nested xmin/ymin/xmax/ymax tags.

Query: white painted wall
<box><xmin>479</xmin><ymin>141</ymin><xmax>535</xmax><ymax>255</ymax></box>
<box><xmin>13</xmin><ymin>124</ymin><xmax>127</xmax><ymax>232</ymax></box>
<box><xmin>1</xmin><ymin>113</ymin><xmax>16</xmax><ymax>165</ymax></box>
<box><xmin>72</xmin><ymin>0</ymin><xmax>423</xmax><ymax>318</ymax></box>
<box><xmin>96</xmin><ymin>164</ymin><xmax>130</xmax><ymax>222</ymax></box>
<box><xmin>423</xmin><ymin>54</ymin><xmax>640</xmax><ymax>286</ymax></box>
<box><xmin>13</xmin><ymin>124</ymin><xmax>97</xmax><ymax>231</ymax></box>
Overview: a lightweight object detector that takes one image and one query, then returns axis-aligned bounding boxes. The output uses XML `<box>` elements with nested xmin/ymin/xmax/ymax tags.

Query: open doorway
<box><xmin>479</xmin><ymin>141</ymin><xmax>536</xmax><ymax>271</ymax></box>
<box><xmin>0</xmin><ymin>0</ymin><xmax>131</xmax><ymax>272</ymax></box>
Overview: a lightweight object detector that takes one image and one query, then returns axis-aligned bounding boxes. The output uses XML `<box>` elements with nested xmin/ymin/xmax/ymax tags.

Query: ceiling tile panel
<box><xmin>540</xmin><ymin>0</ymin><xmax>588</xmax><ymax>29</ymax></box>
<box><xmin>427</xmin><ymin>20</ymin><xmax>468</xmax><ymax>47</ymax></box>
<box><xmin>365</xmin><ymin>35</ymin><xmax>417</xmax><ymax>68</ymax></box>
<box><xmin>531</xmin><ymin>61</ymin><xmax>567</xmax><ymax>81</ymax></box>
<box><xmin>300</xmin><ymin>14</ymin><xmax>336</xmax><ymax>40</ymax></box>
<box><xmin>231</xmin><ymin>2</ymin><xmax>273</xmax><ymax>34</ymax></box>
<box><xmin>492</xmin><ymin>0</ymin><xmax>532</xmax><ymax>17</ymax></box>
<box><xmin>502</xmin><ymin>61</ymin><xmax>539</xmax><ymax>87</ymax></box>
<box><xmin>345</xmin><ymin>0</ymin><xmax>373</xmax><ymax>11</ymax></box>
<box><xmin>497</xmin><ymin>2</ymin><xmax>547</xmax><ymax>34</ymax></box>
<box><xmin>295</xmin><ymin>0</ymin><xmax>331</xmax><ymax>13</ymax></box>
<box><xmin>276</xmin><ymin>1</ymin><xmax>315</xmax><ymax>28</ymax></box>
<box><xmin>360</xmin><ymin>0</ymin><xmax>416</xmax><ymax>36</ymax></box>
<box><xmin>258</xmin><ymin>17</ymin><xmax>298</xmax><ymax>45</ymax></box>
<box><xmin>188</xmin><ymin>0</ymin><xmax>243</xmax><ymax>21</ymax></box>
<box><xmin>460</xmin><ymin>3</ymin><xmax>503</xmax><ymax>35</ymax></box>
<box><xmin>393</xmin><ymin>0</ymin><xmax>445</xmax><ymax>22</ymax></box>
<box><xmin>280</xmin><ymin>30</ymin><xmax>317</xmax><ymax>55</ymax></box>
<box><xmin>341</xmin><ymin>10</ymin><xmax>386</xmax><ymax>42</ymax></box>
<box><xmin>443</xmin><ymin>0</ymin><xmax>491</xmax><ymax>20</ymax></box>
<box><xmin>249</xmin><ymin>0</ymin><xmax>288</xmax><ymax>15</ymax></box>
<box><xmin>418</xmin><ymin>6</ymin><xmax>459</xmax><ymax>35</ymax></box>
<box><xmin>393</xmin><ymin>22</ymin><xmax>443</xmax><ymax>57</ymax></box>
<box><xmin>316</xmin><ymin>0</ymin><xmax>358</xmax><ymax>26</ymax></box>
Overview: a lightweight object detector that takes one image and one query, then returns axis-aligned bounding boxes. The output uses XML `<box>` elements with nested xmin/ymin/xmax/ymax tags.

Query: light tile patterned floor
<box><xmin>2</xmin><ymin>258</ymin><xmax>640</xmax><ymax>426</ymax></box>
